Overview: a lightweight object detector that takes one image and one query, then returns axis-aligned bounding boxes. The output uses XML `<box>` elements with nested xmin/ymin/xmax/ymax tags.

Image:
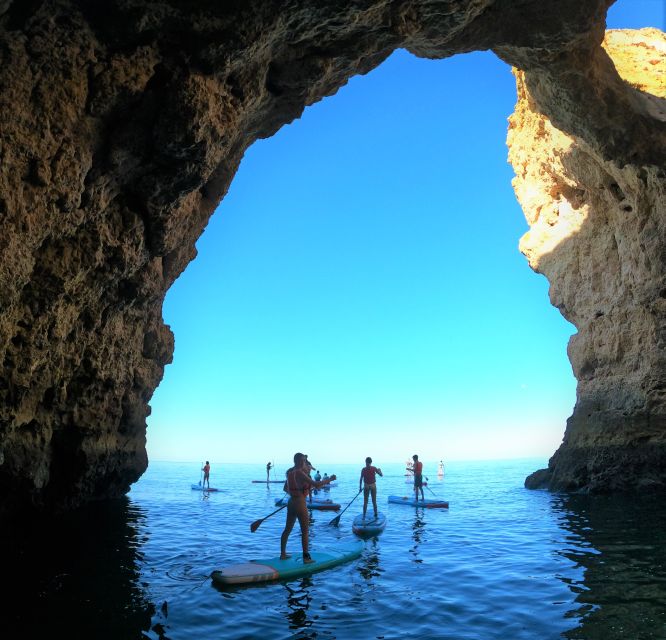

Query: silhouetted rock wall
<box><xmin>0</xmin><ymin>0</ymin><xmax>663</xmax><ymax>518</ymax></box>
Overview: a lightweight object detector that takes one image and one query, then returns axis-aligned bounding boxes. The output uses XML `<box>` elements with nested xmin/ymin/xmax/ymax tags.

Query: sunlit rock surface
<box><xmin>0</xmin><ymin>1</ymin><xmax>663</xmax><ymax>518</ymax></box>
<box><xmin>511</xmin><ymin>28</ymin><xmax>666</xmax><ymax>492</ymax></box>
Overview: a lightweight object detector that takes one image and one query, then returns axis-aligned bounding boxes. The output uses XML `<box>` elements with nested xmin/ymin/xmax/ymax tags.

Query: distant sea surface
<box><xmin>5</xmin><ymin>458</ymin><xmax>666</xmax><ymax>639</ymax></box>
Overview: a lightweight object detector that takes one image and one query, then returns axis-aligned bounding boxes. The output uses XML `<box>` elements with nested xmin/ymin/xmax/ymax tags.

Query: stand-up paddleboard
<box><xmin>352</xmin><ymin>512</ymin><xmax>387</xmax><ymax>537</ymax></box>
<box><xmin>388</xmin><ymin>495</ymin><xmax>449</xmax><ymax>508</ymax></box>
<box><xmin>191</xmin><ymin>484</ymin><xmax>220</xmax><ymax>492</ymax></box>
<box><xmin>251</xmin><ymin>480</ymin><xmax>284</xmax><ymax>484</ymax></box>
<box><xmin>211</xmin><ymin>541</ymin><xmax>364</xmax><ymax>586</ymax></box>
<box><xmin>275</xmin><ymin>496</ymin><xmax>341</xmax><ymax>511</ymax></box>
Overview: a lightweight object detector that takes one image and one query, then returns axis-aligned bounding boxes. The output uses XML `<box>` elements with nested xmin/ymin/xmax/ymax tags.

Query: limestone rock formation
<box><xmin>513</xmin><ymin>28</ymin><xmax>666</xmax><ymax>492</ymax></box>
<box><xmin>0</xmin><ymin>0</ymin><xmax>664</xmax><ymax>518</ymax></box>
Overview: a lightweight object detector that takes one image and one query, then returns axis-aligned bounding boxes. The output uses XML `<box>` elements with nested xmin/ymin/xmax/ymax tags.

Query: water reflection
<box><xmin>3</xmin><ymin>497</ymin><xmax>155</xmax><ymax>639</ymax></box>
<box><xmin>409</xmin><ymin>511</ymin><xmax>426</xmax><ymax>563</ymax></box>
<box><xmin>283</xmin><ymin>577</ymin><xmax>315</xmax><ymax>636</ymax></box>
<box><xmin>357</xmin><ymin>537</ymin><xmax>382</xmax><ymax>580</ymax></box>
<box><xmin>552</xmin><ymin>493</ymin><xmax>666</xmax><ymax>639</ymax></box>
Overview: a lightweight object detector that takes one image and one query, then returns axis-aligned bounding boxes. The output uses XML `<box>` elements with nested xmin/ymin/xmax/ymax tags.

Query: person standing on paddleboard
<box><xmin>411</xmin><ymin>454</ymin><xmax>424</xmax><ymax>502</ymax></box>
<box><xmin>280</xmin><ymin>452</ymin><xmax>336</xmax><ymax>564</ymax></box>
<box><xmin>359</xmin><ymin>457</ymin><xmax>383</xmax><ymax>519</ymax></box>
<box><xmin>202</xmin><ymin>461</ymin><xmax>211</xmax><ymax>489</ymax></box>
<box><xmin>266</xmin><ymin>461</ymin><xmax>272</xmax><ymax>482</ymax></box>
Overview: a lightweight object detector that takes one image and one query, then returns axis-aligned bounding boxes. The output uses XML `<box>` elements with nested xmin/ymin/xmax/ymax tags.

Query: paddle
<box><xmin>199</xmin><ymin>461</ymin><xmax>203</xmax><ymax>486</ymax></box>
<box><xmin>250</xmin><ymin>504</ymin><xmax>287</xmax><ymax>532</ymax></box>
<box><xmin>424</xmin><ymin>476</ymin><xmax>439</xmax><ymax>498</ymax></box>
<box><xmin>328</xmin><ymin>490</ymin><xmax>362</xmax><ymax>526</ymax></box>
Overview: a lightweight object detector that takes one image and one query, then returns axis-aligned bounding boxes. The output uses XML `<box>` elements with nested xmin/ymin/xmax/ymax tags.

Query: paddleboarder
<box><xmin>359</xmin><ymin>456</ymin><xmax>383</xmax><ymax>519</ymax></box>
<box><xmin>280</xmin><ymin>452</ymin><xmax>336</xmax><ymax>563</ymax></box>
<box><xmin>411</xmin><ymin>454</ymin><xmax>424</xmax><ymax>503</ymax></box>
<box><xmin>266</xmin><ymin>461</ymin><xmax>272</xmax><ymax>482</ymax></box>
<box><xmin>202</xmin><ymin>461</ymin><xmax>211</xmax><ymax>489</ymax></box>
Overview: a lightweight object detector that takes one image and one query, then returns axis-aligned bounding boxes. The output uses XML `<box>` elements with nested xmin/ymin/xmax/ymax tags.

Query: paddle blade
<box><xmin>250</xmin><ymin>519</ymin><xmax>263</xmax><ymax>533</ymax></box>
<box><xmin>328</xmin><ymin>515</ymin><xmax>341</xmax><ymax>526</ymax></box>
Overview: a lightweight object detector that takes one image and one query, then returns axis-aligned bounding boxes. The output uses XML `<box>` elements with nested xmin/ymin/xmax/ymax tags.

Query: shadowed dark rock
<box><xmin>0</xmin><ymin>0</ymin><xmax>664</xmax><ymax>519</ymax></box>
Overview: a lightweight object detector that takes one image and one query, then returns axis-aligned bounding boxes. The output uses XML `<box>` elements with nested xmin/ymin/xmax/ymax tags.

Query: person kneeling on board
<box><xmin>281</xmin><ymin>452</ymin><xmax>336</xmax><ymax>563</ymax></box>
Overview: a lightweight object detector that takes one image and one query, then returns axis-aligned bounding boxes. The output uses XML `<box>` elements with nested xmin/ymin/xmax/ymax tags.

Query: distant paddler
<box><xmin>359</xmin><ymin>456</ymin><xmax>383</xmax><ymax>520</ymax></box>
<box><xmin>202</xmin><ymin>461</ymin><xmax>211</xmax><ymax>489</ymax></box>
<box><xmin>410</xmin><ymin>454</ymin><xmax>424</xmax><ymax>503</ymax></box>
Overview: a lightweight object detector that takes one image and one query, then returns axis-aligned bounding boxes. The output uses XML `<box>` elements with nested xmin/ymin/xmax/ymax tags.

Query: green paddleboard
<box><xmin>211</xmin><ymin>540</ymin><xmax>364</xmax><ymax>586</ymax></box>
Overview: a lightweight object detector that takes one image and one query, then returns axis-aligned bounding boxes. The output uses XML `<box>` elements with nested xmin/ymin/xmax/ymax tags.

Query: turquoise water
<box><xmin>5</xmin><ymin>458</ymin><xmax>666</xmax><ymax>639</ymax></box>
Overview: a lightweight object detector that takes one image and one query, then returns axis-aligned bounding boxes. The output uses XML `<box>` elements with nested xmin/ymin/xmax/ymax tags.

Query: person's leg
<box><xmin>363</xmin><ymin>486</ymin><xmax>369</xmax><ymax>517</ymax></box>
<box><xmin>280</xmin><ymin>501</ymin><xmax>297</xmax><ymax>558</ymax></box>
<box><xmin>370</xmin><ymin>485</ymin><xmax>378</xmax><ymax>517</ymax></box>
<box><xmin>295</xmin><ymin>500</ymin><xmax>312</xmax><ymax>562</ymax></box>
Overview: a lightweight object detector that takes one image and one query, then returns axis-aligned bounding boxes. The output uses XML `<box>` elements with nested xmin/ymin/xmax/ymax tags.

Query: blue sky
<box><xmin>146</xmin><ymin>0</ymin><xmax>664</xmax><ymax>466</ymax></box>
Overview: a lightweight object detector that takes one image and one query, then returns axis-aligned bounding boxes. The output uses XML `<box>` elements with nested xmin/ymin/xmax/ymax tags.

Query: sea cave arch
<box><xmin>0</xmin><ymin>0</ymin><xmax>664</xmax><ymax>519</ymax></box>
<box><xmin>150</xmin><ymin>46</ymin><xmax>576</xmax><ymax>468</ymax></box>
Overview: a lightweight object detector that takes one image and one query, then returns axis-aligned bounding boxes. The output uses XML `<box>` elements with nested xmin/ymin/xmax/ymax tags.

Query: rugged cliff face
<box><xmin>0</xmin><ymin>0</ymin><xmax>663</xmax><ymax>518</ymax></box>
<box><xmin>513</xmin><ymin>28</ymin><xmax>666</xmax><ymax>492</ymax></box>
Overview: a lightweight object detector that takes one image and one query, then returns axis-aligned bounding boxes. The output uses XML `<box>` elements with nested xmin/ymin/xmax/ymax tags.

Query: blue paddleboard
<box><xmin>211</xmin><ymin>541</ymin><xmax>364</xmax><ymax>585</ymax></box>
<box><xmin>352</xmin><ymin>512</ymin><xmax>387</xmax><ymax>537</ymax></box>
<box><xmin>275</xmin><ymin>496</ymin><xmax>341</xmax><ymax>510</ymax></box>
<box><xmin>388</xmin><ymin>495</ymin><xmax>449</xmax><ymax>508</ymax></box>
<box><xmin>191</xmin><ymin>484</ymin><xmax>220</xmax><ymax>492</ymax></box>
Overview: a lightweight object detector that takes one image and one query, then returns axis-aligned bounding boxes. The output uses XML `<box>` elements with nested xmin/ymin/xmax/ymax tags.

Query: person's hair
<box><xmin>412</xmin><ymin>454</ymin><xmax>418</xmax><ymax>460</ymax></box>
<box><xmin>293</xmin><ymin>452</ymin><xmax>306</xmax><ymax>466</ymax></box>
<box><xmin>365</xmin><ymin>457</ymin><xmax>372</xmax><ymax>464</ymax></box>
<box><xmin>205</xmin><ymin>461</ymin><xmax>209</xmax><ymax>464</ymax></box>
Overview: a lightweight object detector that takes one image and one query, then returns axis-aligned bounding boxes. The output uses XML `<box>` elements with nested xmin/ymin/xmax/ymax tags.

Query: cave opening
<box><xmin>146</xmin><ymin>48</ymin><xmax>577</xmax><ymax>466</ymax></box>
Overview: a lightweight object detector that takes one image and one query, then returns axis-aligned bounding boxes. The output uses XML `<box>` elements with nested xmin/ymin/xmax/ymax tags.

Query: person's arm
<box><xmin>359</xmin><ymin>470</ymin><xmax>363</xmax><ymax>492</ymax></box>
<box><xmin>299</xmin><ymin>468</ymin><xmax>336</xmax><ymax>490</ymax></box>
<box><xmin>377</xmin><ymin>467</ymin><xmax>383</xmax><ymax>477</ymax></box>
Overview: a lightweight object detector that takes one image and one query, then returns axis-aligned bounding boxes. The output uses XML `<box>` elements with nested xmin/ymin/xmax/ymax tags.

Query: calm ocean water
<box><xmin>5</xmin><ymin>458</ymin><xmax>666</xmax><ymax>639</ymax></box>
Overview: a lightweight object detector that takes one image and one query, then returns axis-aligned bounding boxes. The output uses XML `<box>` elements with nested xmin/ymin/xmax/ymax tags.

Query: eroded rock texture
<box><xmin>513</xmin><ymin>28</ymin><xmax>666</xmax><ymax>492</ymax></box>
<box><xmin>0</xmin><ymin>0</ymin><xmax>663</xmax><ymax>518</ymax></box>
